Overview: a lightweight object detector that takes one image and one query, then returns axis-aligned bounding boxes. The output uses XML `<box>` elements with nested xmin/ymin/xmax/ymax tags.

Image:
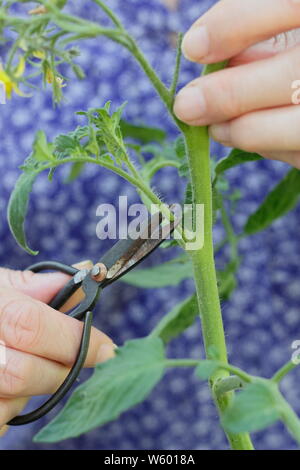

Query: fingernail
<box><xmin>182</xmin><ymin>25</ymin><xmax>209</xmax><ymax>61</ymax></box>
<box><xmin>174</xmin><ymin>86</ymin><xmax>206</xmax><ymax>122</ymax></box>
<box><xmin>96</xmin><ymin>343</ymin><xmax>116</xmax><ymax>363</ymax></box>
<box><xmin>209</xmin><ymin>123</ymin><xmax>231</xmax><ymax>145</ymax></box>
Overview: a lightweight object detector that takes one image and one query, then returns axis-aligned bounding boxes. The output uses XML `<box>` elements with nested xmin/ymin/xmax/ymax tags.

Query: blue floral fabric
<box><xmin>0</xmin><ymin>0</ymin><xmax>300</xmax><ymax>450</ymax></box>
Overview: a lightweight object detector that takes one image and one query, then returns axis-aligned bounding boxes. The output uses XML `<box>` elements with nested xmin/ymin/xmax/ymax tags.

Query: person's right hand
<box><xmin>173</xmin><ymin>0</ymin><xmax>300</xmax><ymax>169</ymax></box>
<box><xmin>0</xmin><ymin>265</ymin><xmax>115</xmax><ymax>432</ymax></box>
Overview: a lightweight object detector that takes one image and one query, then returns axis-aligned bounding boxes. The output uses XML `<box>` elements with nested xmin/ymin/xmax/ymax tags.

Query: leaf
<box><xmin>151</xmin><ymin>294</ymin><xmax>198</xmax><ymax>343</ymax></box>
<box><xmin>222</xmin><ymin>381</ymin><xmax>281</xmax><ymax>433</ymax></box>
<box><xmin>65</xmin><ymin>161</ymin><xmax>85</xmax><ymax>183</ymax></box>
<box><xmin>32</xmin><ymin>130</ymin><xmax>53</xmax><ymax>162</ymax></box>
<box><xmin>195</xmin><ymin>360</ymin><xmax>221</xmax><ymax>380</ymax></box>
<box><xmin>121</xmin><ymin>256</ymin><xmax>237</xmax><ymax>300</ymax></box>
<box><xmin>70</xmin><ymin>125</ymin><xmax>90</xmax><ymax>141</ymax></box>
<box><xmin>50</xmin><ymin>128</ymin><xmax>88</xmax><ymax>180</ymax></box>
<box><xmin>34</xmin><ymin>337</ymin><xmax>166</xmax><ymax>443</ymax></box>
<box><xmin>71</xmin><ymin>63</ymin><xmax>85</xmax><ymax>80</ymax></box>
<box><xmin>244</xmin><ymin>168</ymin><xmax>300</xmax><ymax>235</ymax></box>
<box><xmin>215</xmin><ymin>148</ymin><xmax>263</xmax><ymax>177</ymax></box>
<box><xmin>80</xmin><ymin>102</ymin><xmax>128</xmax><ymax>164</ymax></box>
<box><xmin>7</xmin><ymin>170</ymin><xmax>39</xmax><ymax>255</ymax></box>
<box><xmin>174</xmin><ymin>136</ymin><xmax>186</xmax><ymax>159</ymax></box>
<box><xmin>120</xmin><ymin>120</ymin><xmax>166</xmax><ymax>143</ymax></box>
<box><xmin>121</xmin><ymin>259</ymin><xmax>193</xmax><ymax>288</ymax></box>
<box><xmin>54</xmin><ymin>133</ymin><xmax>79</xmax><ymax>157</ymax></box>
<box><xmin>85</xmin><ymin>124</ymin><xmax>99</xmax><ymax>156</ymax></box>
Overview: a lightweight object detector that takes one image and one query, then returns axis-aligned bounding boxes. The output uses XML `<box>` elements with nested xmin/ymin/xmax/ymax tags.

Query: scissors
<box><xmin>8</xmin><ymin>206</ymin><xmax>181</xmax><ymax>426</ymax></box>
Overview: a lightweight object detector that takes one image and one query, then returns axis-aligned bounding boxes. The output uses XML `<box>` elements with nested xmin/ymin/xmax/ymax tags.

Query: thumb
<box><xmin>0</xmin><ymin>260</ymin><xmax>92</xmax><ymax>304</ymax></box>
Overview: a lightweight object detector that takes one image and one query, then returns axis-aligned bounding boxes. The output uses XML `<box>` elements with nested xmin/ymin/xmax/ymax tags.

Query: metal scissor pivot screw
<box><xmin>91</xmin><ymin>263</ymin><xmax>107</xmax><ymax>282</ymax></box>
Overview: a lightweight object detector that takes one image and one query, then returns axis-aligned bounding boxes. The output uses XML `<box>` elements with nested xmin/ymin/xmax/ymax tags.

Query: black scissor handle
<box><xmin>8</xmin><ymin>311</ymin><xmax>93</xmax><ymax>426</ymax></box>
<box><xmin>8</xmin><ymin>261</ymin><xmax>93</xmax><ymax>426</ymax></box>
<box><xmin>27</xmin><ymin>260</ymin><xmax>79</xmax><ymax>276</ymax></box>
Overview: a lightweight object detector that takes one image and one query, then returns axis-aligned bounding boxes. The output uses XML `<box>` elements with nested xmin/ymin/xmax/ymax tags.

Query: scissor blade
<box><xmin>99</xmin><ymin>237</ymin><xmax>141</xmax><ymax>274</ymax></box>
<box><xmin>99</xmin><ymin>205</ymin><xmax>181</xmax><ymax>284</ymax></box>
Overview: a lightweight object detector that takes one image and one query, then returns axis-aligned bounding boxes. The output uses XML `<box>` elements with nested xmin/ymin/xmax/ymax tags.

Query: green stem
<box><xmin>42</xmin><ymin>156</ymin><xmax>184</xmax><ymax>239</ymax></box>
<box><xmin>166</xmin><ymin>359</ymin><xmax>252</xmax><ymax>384</ymax></box>
<box><xmin>147</xmin><ymin>160</ymin><xmax>180</xmax><ymax>180</ymax></box>
<box><xmin>92</xmin><ymin>0</ymin><xmax>125</xmax><ymax>30</ymax></box>
<box><xmin>272</xmin><ymin>360</ymin><xmax>299</xmax><ymax>383</ymax></box>
<box><xmin>41</xmin><ymin>156</ymin><xmax>160</xmax><ymax>205</ymax></box>
<box><xmin>169</xmin><ymin>33</ymin><xmax>183</xmax><ymax>101</ymax></box>
<box><xmin>277</xmin><ymin>391</ymin><xmax>300</xmax><ymax>445</ymax></box>
<box><xmin>183</xmin><ymin>124</ymin><xmax>254</xmax><ymax>450</ymax></box>
<box><xmin>129</xmin><ymin>40</ymin><xmax>172</xmax><ymax>113</ymax></box>
<box><xmin>165</xmin><ymin>359</ymin><xmax>200</xmax><ymax>368</ymax></box>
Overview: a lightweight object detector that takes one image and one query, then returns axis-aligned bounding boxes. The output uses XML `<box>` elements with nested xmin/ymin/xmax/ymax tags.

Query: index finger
<box><xmin>0</xmin><ymin>288</ymin><xmax>115</xmax><ymax>368</ymax></box>
<box><xmin>182</xmin><ymin>0</ymin><xmax>300</xmax><ymax>63</ymax></box>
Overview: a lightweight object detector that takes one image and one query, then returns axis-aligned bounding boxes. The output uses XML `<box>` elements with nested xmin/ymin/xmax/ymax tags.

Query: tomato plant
<box><xmin>2</xmin><ymin>0</ymin><xmax>300</xmax><ymax>449</ymax></box>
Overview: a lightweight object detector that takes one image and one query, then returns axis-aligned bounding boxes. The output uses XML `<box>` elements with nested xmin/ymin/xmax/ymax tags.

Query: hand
<box><xmin>0</xmin><ymin>264</ymin><xmax>115</xmax><ymax>432</ymax></box>
<box><xmin>174</xmin><ymin>0</ymin><xmax>300</xmax><ymax>169</ymax></box>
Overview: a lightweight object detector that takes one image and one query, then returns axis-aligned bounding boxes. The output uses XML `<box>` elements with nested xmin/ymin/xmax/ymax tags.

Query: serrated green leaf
<box><xmin>54</xmin><ymin>134</ymin><xmax>79</xmax><ymax>156</ymax></box>
<box><xmin>195</xmin><ymin>360</ymin><xmax>221</xmax><ymax>380</ymax></box>
<box><xmin>151</xmin><ymin>294</ymin><xmax>198</xmax><ymax>343</ymax></box>
<box><xmin>244</xmin><ymin>168</ymin><xmax>300</xmax><ymax>235</ymax></box>
<box><xmin>34</xmin><ymin>337</ymin><xmax>166</xmax><ymax>443</ymax></box>
<box><xmin>7</xmin><ymin>170</ymin><xmax>39</xmax><ymax>255</ymax></box>
<box><xmin>121</xmin><ymin>259</ymin><xmax>193</xmax><ymax>288</ymax></box>
<box><xmin>86</xmin><ymin>124</ymin><xmax>99</xmax><ymax>156</ymax></box>
<box><xmin>70</xmin><ymin>125</ymin><xmax>89</xmax><ymax>140</ymax></box>
<box><xmin>120</xmin><ymin>120</ymin><xmax>166</xmax><ymax>143</ymax></box>
<box><xmin>83</xmin><ymin>102</ymin><xmax>128</xmax><ymax>164</ymax></box>
<box><xmin>215</xmin><ymin>149</ymin><xmax>263</xmax><ymax>176</ymax></box>
<box><xmin>222</xmin><ymin>381</ymin><xmax>281</xmax><ymax>433</ymax></box>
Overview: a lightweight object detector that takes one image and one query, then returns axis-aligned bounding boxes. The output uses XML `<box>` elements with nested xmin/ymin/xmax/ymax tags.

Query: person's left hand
<box><xmin>0</xmin><ymin>261</ymin><xmax>115</xmax><ymax>436</ymax></box>
<box><xmin>173</xmin><ymin>0</ymin><xmax>300</xmax><ymax>169</ymax></box>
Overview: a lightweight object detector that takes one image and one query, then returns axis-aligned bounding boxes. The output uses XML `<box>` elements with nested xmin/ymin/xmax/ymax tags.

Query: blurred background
<box><xmin>0</xmin><ymin>0</ymin><xmax>300</xmax><ymax>450</ymax></box>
